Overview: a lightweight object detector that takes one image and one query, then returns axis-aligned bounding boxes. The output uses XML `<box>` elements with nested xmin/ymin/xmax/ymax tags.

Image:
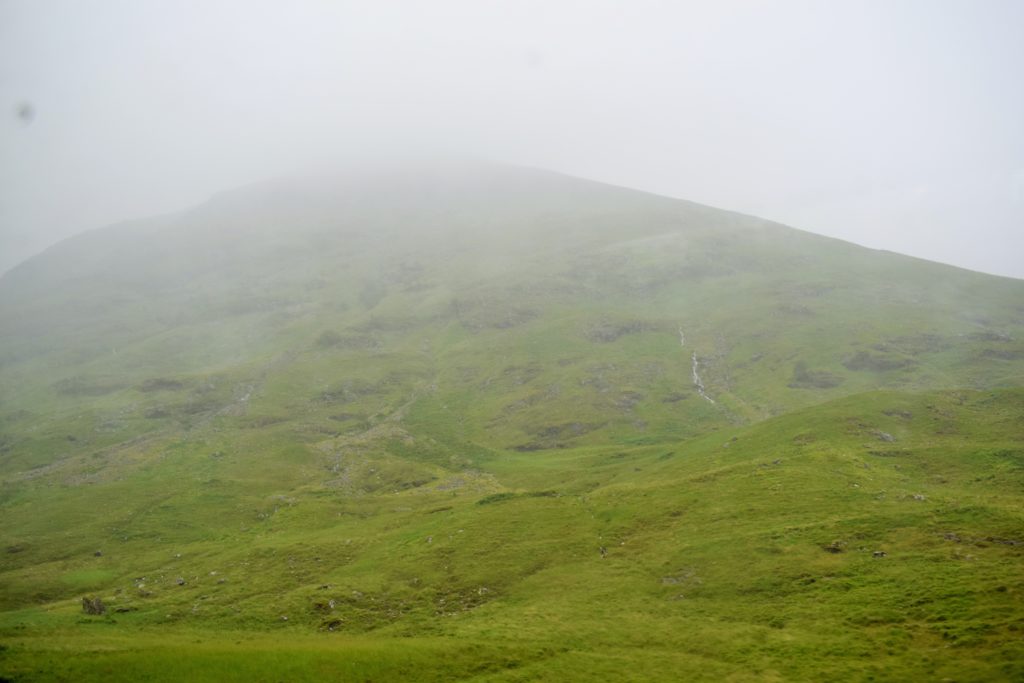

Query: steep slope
<box><xmin>1</xmin><ymin>161</ymin><xmax>1023</xmax><ymax>681</ymax></box>
<box><xmin>1</xmin><ymin>162</ymin><xmax>1022</xmax><ymax>466</ymax></box>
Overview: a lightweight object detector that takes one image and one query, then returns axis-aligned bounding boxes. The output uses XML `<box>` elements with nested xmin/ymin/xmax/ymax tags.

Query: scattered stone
<box><xmin>912</xmin><ymin>494</ymin><xmax>926</xmax><ymax>501</ymax></box>
<box><xmin>872</xmin><ymin>551</ymin><xmax>887</xmax><ymax>558</ymax></box>
<box><xmin>93</xmin><ymin>550</ymin><xmax>103</xmax><ymax>557</ymax></box>
<box><xmin>661</xmin><ymin>568</ymin><xmax>701</xmax><ymax>586</ymax></box>
<box><xmin>81</xmin><ymin>596</ymin><xmax>106</xmax><ymax>615</ymax></box>
<box><xmin>873</xmin><ymin>431</ymin><xmax>896</xmax><ymax>442</ymax></box>
<box><xmin>986</xmin><ymin>536</ymin><xmax>1023</xmax><ymax>547</ymax></box>
<box><xmin>281</xmin><ymin>615</ymin><xmax>288</xmax><ymax>621</ymax></box>
<box><xmin>323</xmin><ymin>619</ymin><xmax>343</xmax><ymax>631</ymax></box>
<box><xmin>822</xmin><ymin>540</ymin><xmax>845</xmax><ymax>553</ymax></box>
<box><xmin>599</xmin><ymin>546</ymin><xmax>607</xmax><ymax>558</ymax></box>
<box><xmin>176</xmin><ymin>577</ymin><xmax>186</xmax><ymax>586</ymax></box>
<box><xmin>943</xmin><ymin>532</ymin><xmax>962</xmax><ymax>542</ymax></box>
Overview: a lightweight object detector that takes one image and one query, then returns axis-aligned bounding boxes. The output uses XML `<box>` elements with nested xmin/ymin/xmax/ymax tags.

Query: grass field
<box><xmin>2</xmin><ymin>164</ymin><xmax>1023</xmax><ymax>680</ymax></box>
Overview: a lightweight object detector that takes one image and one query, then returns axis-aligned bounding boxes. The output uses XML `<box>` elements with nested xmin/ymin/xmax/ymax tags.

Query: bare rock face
<box><xmin>81</xmin><ymin>596</ymin><xmax>106</xmax><ymax>615</ymax></box>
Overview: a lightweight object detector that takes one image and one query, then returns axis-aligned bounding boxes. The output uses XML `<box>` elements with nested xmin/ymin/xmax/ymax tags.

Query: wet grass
<box><xmin>2</xmin><ymin>167</ymin><xmax>1024</xmax><ymax>679</ymax></box>
<box><xmin>2</xmin><ymin>389</ymin><xmax>1023</xmax><ymax>681</ymax></box>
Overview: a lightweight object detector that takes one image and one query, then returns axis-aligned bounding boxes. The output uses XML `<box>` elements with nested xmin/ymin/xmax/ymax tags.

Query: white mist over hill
<box><xmin>2</xmin><ymin>1</ymin><xmax>1023</xmax><ymax>278</ymax></box>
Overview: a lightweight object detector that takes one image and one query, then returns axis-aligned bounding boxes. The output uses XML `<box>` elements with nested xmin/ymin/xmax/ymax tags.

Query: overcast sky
<box><xmin>1</xmin><ymin>0</ymin><xmax>1022</xmax><ymax>278</ymax></box>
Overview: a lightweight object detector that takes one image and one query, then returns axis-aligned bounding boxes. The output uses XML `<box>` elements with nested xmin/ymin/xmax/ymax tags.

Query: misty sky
<box><xmin>1</xmin><ymin>0</ymin><xmax>1022</xmax><ymax>278</ymax></box>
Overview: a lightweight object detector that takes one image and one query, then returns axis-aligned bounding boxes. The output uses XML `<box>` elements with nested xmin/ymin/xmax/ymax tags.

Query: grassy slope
<box><xmin>1</xmin><ymin>163</ymin><xmax>1023</xmax><ymax>680</ymax></box>
<box><xmin>1</xmin><ymin>389</ymin><xmax>1022</xmax><ymax>681</ymax></box>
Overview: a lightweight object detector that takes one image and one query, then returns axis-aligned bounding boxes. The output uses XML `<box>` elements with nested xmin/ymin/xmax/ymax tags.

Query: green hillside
<box><xmin>1</xmin><ymin>162</ymin><xmax>1023</xmax><ymax>681</ymax></box>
